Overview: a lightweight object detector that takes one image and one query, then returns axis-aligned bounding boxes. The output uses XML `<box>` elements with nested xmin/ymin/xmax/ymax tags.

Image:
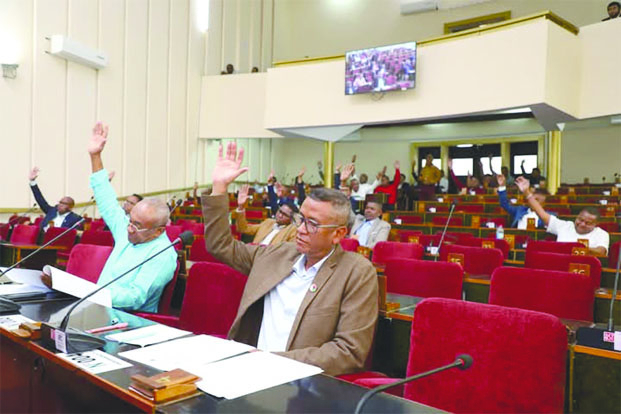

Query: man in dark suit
<box><xmin>28</xmin><ymin>167</ymin><xmax>82</xmax><ymax>231</ymax></box>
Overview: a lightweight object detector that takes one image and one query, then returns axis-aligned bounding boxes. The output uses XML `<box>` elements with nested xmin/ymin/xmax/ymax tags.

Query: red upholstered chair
<box><xmin>339</xmin><ymin>238</ymin><xmax>360</xmax><ymax>252</ymax></box>
<box><xmin>139</xmin><ymin>262</ymin><xmax>247</xmax><ymax>336</ymax></box>
<box><xmin>165</xmin><ymin>225</ymin><xmax>184</xmax><ymax>250</ymax></box>
<box><xmin>455</xmin><ymin>204</ymin><xmax>484</xmax><ymax>213</ymax></box>
<box><xmin>609</xmin><ymin>241</ymin><xmax>621</xmax><ymax>270</ymax></box>
<box><xmin>355</xmin><ymin>298</ymin><xmax>567</xmax><ymax>413</ymax></box>
<box><xmin>489</xmin><ymin>266</ymin><xmax>595</xmax><ymax>321</ymax></box>
<box><xmin>436</xmin><ymin>231</ymin><xmax>475</xmax><ymax>243</ymax></box>
<box><xmin>440</xmin><ymin>244</ymin><xmax>504</xmax><ymax>277</ymax></box>
<box><xmin>43</xmin><ymin>227</ymin><xmax>77</xmax><ymax>250</ymax></box>
<box><xmin>431</xmin><ymin>216</ymin><xmax>463</xmax><ymax>227</ymax></box>
<box><xmin>33</xmin><ymin>216</ymin><xmax>45</xmax><ymax>228</ymax></box>
<box><xmin>177</xmin><ymin>219</ymin><xmax>199</xmax><ymax>232</ymax></box>
<box><xmin>526</xmin><ymin>240</ymin><xmax>583</xmax><ymax>255</ymax></box>
<box><xmin>66</xmin><ymin>244</ymin><xmax>113</xmax><ymax>283</ymax></box>
<box><xmin>598</xmin><ymin>222</ymin><xmax>619</xmax><ymax>233</ymax></box>
<box><xmin>156</xmin><ymin>260</ymin><xmax>181</xmax><ymax>315</ymax></box>
<box><xmin>9</xmin><ymin>225</ymin><xmax>39</xmax><ymax>244</ymax></box>
<box><xmin>80</xmin><ymin>229</ymin><xmax>115</xmax><ymax>247</ymax></box>
<box><xmin>0</xmin><ymin>224</ymin><xmax>10</xmax><ymax>241</ymax></box>
<box><xmin>396</xmin><ymin>215</ymin><xmax>423</xmax><ymax>224</ymax></box>
<box><xmin>89</xmin><ymin>219</ymin><xmax>106</xmax><ymax>232</ymax></box>
<box><xmin>245</xmin><ymin>209</ymin><xmax>265</xmax><ymax>220</ymax></box>
<box><xmin>480</xmin><ymin>217</ymin><xmax>507</xmax><ymax>228</ymax></box>
<box><xmin>384</xmin><ymin>258</ymin><xmax>463</xmax><ymax>299</ymax></box>
<box><xmin>188</xmin><ymin>238</ymin><xmax>220</xmax><ymax>263</ymax></box>
<box><xmin>372</xmin><ymin>241</ymin><xmax>424</xmax><ymax>266</ymax></box>
<box><xmin>457</xmin><ymin>237</ymin><xmax>510</xmax><ymax>259</ymax></box>
<box><xmin>189</xmin><ymin>222</ymin><xmax>205</xmax><ymax>236</ymax></box>
<box><xmin>524</xmin><ymin>251</ymin><xmax>602</xmax><ymax>289</ymax></box>
<box><xmin>396</xmin><ymin>230</ymin><xmax>423</xmax><ymax>243</ymax></box>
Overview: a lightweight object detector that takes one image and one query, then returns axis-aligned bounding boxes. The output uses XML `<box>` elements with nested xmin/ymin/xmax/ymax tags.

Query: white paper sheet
<box><xmin>106</xmin><ymin>324</ymin><xmax>191</xmax><ymax>347</ymax></box>
<box><xmin>0</xmin><ymin>314</ymin><xmax>36</xmax><ymax>331</ymax></box>
<box><xmin>45</xmin><ymin>266</ymin><xmax>112</xmax><ymax>308</ymax></box>
<box><xmin>118</xmin><ymin>335</ymin><xmax>255</xmax><ymax>371</ymax></box>
<box><xmin>1</xmin><ymin>267</ymin><xmax>52</xmax><ymax>290</ymax></box>
<box><xmin>0</xmin><ymin>283</ymin><xmax>50</xmax><ymax>295</ymax></box>
<box><xmin>194</xmin><ymin>351</ymin><xmax>323</xmax><ymax>400</ymax></box>
<box><xmin>57</xmin><ymin>350</ymin><xmax>133</xmax><ymax>374</ymax></box>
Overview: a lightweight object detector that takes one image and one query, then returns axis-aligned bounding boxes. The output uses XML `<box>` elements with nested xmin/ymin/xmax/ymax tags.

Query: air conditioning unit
<box><xmin>47</xmin><ymin>35</ymin><xmax>108</xmax><ymax>70</ymax></box>
<box><xmin>400</xmin><ymin>0</ymin><xmax>438</xmax><ymax>15</ymax></box>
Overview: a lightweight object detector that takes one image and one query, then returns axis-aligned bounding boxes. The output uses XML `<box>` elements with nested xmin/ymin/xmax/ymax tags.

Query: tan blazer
<box><xmin>350</xmin><ymin>216</ymin><xmax>391</xmax><ymax>248</ymax></box>
<box><xmin>202</xmin><ymin>194</ymin><xmax>378</xmax><ymax>376</ymax></box>
<box><xmin>232</xmin><ymin>209</ymin><xmax>297</xmax><ymax>245</ymax></box>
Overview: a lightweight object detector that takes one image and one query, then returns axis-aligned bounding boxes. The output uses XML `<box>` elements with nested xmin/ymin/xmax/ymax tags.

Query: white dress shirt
<box><xmin>355</xmin><ymin>218</ymin><xmax>378</xmax><ymax>247</ymax></box>
<box><xmin>517</xmin><ymin>209</ymin><xmax>539</xmax><ymax>230</ymax></box>
<box><xmin>547</xmin><ymin>215</ymin><xmax>610</xmax><ymax>253</ymax></box>
<box><xmin>260</xmin><ymin>223</ymin><xmax>285</xmax><ymax>245</ymax></box>
<box><xmin>257</xmin><ymin>249</ymin><xmax>334</xmax><ymax>352</ymax></box>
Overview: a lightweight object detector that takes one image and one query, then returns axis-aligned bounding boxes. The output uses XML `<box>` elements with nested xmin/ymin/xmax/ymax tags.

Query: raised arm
<box><xmin>448</xmin><ymin>159</ymin><xmax>465</xmax><ymax>190</ymax></box>
<box><xmin>203</xmin><ymin>143</ymin><xmax>261</xmax><ymax>275</ymax></box>
<box><xmin>233</xmin><ymin>184</ymin><xmax>260</xmax><ymax>236</ymax></box>
<box><xmin>496</xmin><ymin>174</ymin><xmax>519</xmax><ymax>216</ymax></box>
<box><xmin>296</xmin><ymin>167</ymin><xmax>307</xmax><ymax>205</ymax></box>
<box><xmin>515</xmin><ymin>176</ymin><xmax>551</xmax><ymax>225</ymax></box>
<box><xmin>28</xmin><ymin>167</ymin><xmax>52</xmax><ymax>213</ymax></box>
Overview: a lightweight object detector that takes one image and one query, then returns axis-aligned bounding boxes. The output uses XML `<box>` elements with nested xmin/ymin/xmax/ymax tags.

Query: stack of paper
<box><xmin>106</xmin><ymin>324</ymin><xmax>191</xmax><ymax>347</ymax></box>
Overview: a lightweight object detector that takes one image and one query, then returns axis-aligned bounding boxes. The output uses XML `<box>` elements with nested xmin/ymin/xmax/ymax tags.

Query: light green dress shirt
<box><xmin>90</xmin><ymin>169</ymin><xmax>176</xmax><ymax>312</ymax></box>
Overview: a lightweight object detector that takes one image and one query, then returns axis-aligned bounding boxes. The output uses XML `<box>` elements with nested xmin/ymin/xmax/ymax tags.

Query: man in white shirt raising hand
<box><xmin>514</xmin><ymin>176</ymin><xmax>609</xmax><ymax>255</ymax></box>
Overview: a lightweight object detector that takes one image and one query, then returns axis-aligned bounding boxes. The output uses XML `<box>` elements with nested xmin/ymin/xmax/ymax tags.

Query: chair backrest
<box><xmin>609</xmin><ymin>241</ymin><xmax>621</xmax><ymax>270</ymax></box>
<box><xmin>189</xmin><ymin>222</ymin><xmax>205</xmax><ymax>236</ymax></box>
<box><xmin>396</xmin><ymin>230</ymin><xmax>423</xmax><ymax>243</ymax></box>
<box><xmin>489</xmin><ymin>266</ymin><xmax>594</xmax><ymax>321</ymax></box>
<box><xmin>66</xmin><ymin>244</ymin><xmax>113</xmax><ymax>283</ymax></box>
<box><xmin>384</xmin><ymin>258</ymin><xmax>463</xmax><ymax>299</ymax></box>
<box><xmin>80</xmin><ymin>229</ymin><xmax>115</xmax><ymax>246</ymax></box>
<box><xmin>396</xmin><ymin>215</ymin><xmax>422</xmax><ymax>224</ymax></box>
<box><xmin>405</xmin><ymin>298</ymin><xmax>567</xmax><ymax>413</ymax></box>
<box><xmin>158</xmin><ymin>260</ymin><xmax>181</xmax><ymax>315</ymax></box>
<box><xmin>597</xmin><ymin>222</ymin><xmax>619</xmax><ymax>233</ymax></box>
<box><xmin>339</xmin><ymin>238</ymin><xmax>360</xmax><ymax>252</ymax></box>
<box><xmin>189</xmin><ymin>238</ymin><xmax>220</xmax><ymax>262</ymax></box>
<box><xmin>89</xmin><ymin>219</ymin><xmax>106</xmax><ymax>232</ymax></box>
<box><xmin>0</xmin><ymin>224</ymin><xmax>10</xmax><ymax>241</ymax></box>
<box><xmin>525</xmin><ymin>240</ymin><xmax>583</xmax><ymax>255</ymax></box>
<box><xmin>9</xmin><ymin>225</ymin><xmax>39</xmax><ymax>244</ymax></box>
<box><xmin>431</xmin><ymin>216</ymin><xmax>464</xmax><ymax>226</ymax></box>
<box><xmin>372</xmin><ymin>241</ymin><xmax>424</xmax><ymax>265</ymax></box>
<box><xmin>178</xmin><ymin>262</ymin><xmax>247</xmax><ymax>335</ymax></box>
<box><xmin>524</xmin><ymin>251</ymin><xmax>602</xmax><ymax>289</ymax></box>
<box><xmin>165</xmin><ymin>225</ymin><xmax>184</xmax><ymax>250</ymax></box>
<box><xmin>440</xmin><ymin>244</ymin><xmax>504</xmax><ymax>277</ymax></box>
<box><xmin>42</xmin><ymin>227</ymin><xmax>77</xmax><ymax>250</ymax></box>
<box><xmin>457</xmin><ymin>237</ymin><xmax>510</xmax><ymax>259</ymax></box>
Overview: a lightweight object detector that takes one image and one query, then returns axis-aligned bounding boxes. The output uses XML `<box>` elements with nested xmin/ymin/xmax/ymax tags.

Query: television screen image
<box><xmin>345</xmin><ymin>41</ymin><xmax>417</xmax><ymax>95</ymax></box>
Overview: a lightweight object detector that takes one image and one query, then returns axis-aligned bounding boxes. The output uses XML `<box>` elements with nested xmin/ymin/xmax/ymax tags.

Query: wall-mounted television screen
<box><xmin>345</xmin><ymin>41</ymin><xmax>417</xmax><ymax>95</ymax></box>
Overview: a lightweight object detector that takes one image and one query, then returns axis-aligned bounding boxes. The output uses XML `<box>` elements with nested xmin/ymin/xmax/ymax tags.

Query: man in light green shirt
<box><xmin>87</xmin><ymin>122</ymin><xmax>177</xmax><ymax>312</ymax></box>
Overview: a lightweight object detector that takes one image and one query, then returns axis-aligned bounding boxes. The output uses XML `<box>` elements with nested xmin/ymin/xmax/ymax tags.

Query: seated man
<box><xmin>448</xmin><ymin>158</ymin><xmax>486</xmax><ymax>195</ymax></box>
<box><xmin>28</xmin><ymin>167</ymin><xmax>82</xmax><ymax>231</ymax></box>
<box><xmin>233</xmin><ymin>184</ymin><xmax>297</xmax><ymax>245</ymax></box>
<box><xmin>122</xmin><ymin>193</ymin><xmax>144</xmax><ymax>216</ymax></box>
<box><xmin>350</xmin><ymin>200</ymin><xmax>391</xmax><ymax>248</ymax></box>
<box><xmin>374</xmin><ymin>161</ymin><xmax>401</xmax><ymax>207</ymax></box>
<box><xmin>87</xmin><ymin>122</ymin><xmax>177</xmax><ymax>312</ymax></box>
<box><xmin>515</xmin><ymin>177</ymin><xmax>610</xmax><ymax>255</ymax></box>
<box><xmin>520</xmin><ymin>160</ymin><xmax>546</xmax><ymax>187</ymax></box>
<box><xmin>497</xmin><ymin>174</ymin><xmax>548</xmax><ymax>229</ymax></box>
<box><xmin>202</xmin><ymin>142</ymin><xmax>378</xmax><ymax>376</ymax></box>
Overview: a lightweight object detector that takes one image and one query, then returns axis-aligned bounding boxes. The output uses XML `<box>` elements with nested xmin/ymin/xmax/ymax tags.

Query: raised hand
<box><xmin>351</xmin><ymin>154</ymin><xmax>357</xmax><ymax>163</ymax></box>
<box><xmin>29</xmin><ymin>166</ymin><xmax>40</xmax><ymax>181</ymax></box>
<box><xmin>275</xmin><ymin>182</ymin><xmax>284</xmax><ymax>198</ymax></box>
<box><xmin>514</xmin><ymin>176</ymin><xmax>530</xmax><ymax>194</ymax></box>
<box><xmin>340</xmin><ymin>163</ymin><xmax>355</xmax><ymax>182</ymax></box>
<box><xmin>237</xmin><ymin>184</ymin><xmax>250</xmax><ymax>208</ymax></box>
<box><xmin>394</xmin><ymin>160</ymin><xmax>400</xmax><ymax>170</ymax></box>
<box><xmin>211</xmin><ymin>142</ymin><xmax>249</xmax><ymax>195</ymax></box>
<box><xmin>298</xmin><ymin>166</ymin><xmax>306</xmax><ymax>178</ymax></box>
<box><xmin>496</xmin><ymin>174</ymin><xmax>506</xmax><ymax>187</ymax></box>
<box><xmin>335</xmin><ymin>162</ymin><xmax>343</xmax><ymax>173</ymax></box>
<box><xmin>447</xmin><ymin>158</ymin><xmax>453</xmax><ymax>170</ymax></box>
<box><xmin>89</xmin><ymin>122</ymin><xmax>109</xmax><ymax>155</ymax></box>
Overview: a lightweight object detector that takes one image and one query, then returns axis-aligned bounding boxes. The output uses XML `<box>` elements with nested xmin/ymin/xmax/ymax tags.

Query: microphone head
<box><xmin>176</xmin><ymin>199</ymin><xmax>183</xmax><ymax>207</ymax></box>
<box><xmin>451</xmin><ymin>199</ymin><xmax>459</xmax><ymax>207</ymax></box>
<box><xmin>178</xmin><ymin>231</ymin><xmax>194</xmax><ymax>247</ymax></box>
<box><xmin>456</xmin><ymin>354</ymin><xmax>473</xmax><ymax>370</ymax></box>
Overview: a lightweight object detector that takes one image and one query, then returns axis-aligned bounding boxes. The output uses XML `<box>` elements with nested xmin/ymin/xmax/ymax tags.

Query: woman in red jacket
<box><xmin>374</xmin><ymin>160</ymin><xmax>401</xmax><ymax>207</ymax></box>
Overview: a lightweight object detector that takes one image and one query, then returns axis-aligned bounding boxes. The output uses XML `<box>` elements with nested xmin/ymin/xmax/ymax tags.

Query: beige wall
<box><xmin>273</xmin><ymin>0</ymin><xmax>611</xmax><ymax>62</ymax></box>
<box><xmin>0</xmin><ymin>0</ymin><xmax>205</xmax><ymax>210</ymax></box>
<box><xmin>561</xmin><ymin>125</ymin><xmax>621</xmax><ymax>184</ymax></box>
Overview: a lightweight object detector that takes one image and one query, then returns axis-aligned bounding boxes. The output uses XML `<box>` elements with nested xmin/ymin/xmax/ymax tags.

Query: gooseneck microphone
<box><xmin>354</xmin><ymin>354</ymin><xmax>473</xmax><ymax>414</ymax></box>
<box><xmin>434</xmin><ymin>199</ymin><xmax>458</xmax><ymax>262</ymax></box>
<box><xmin>48</xmin><ymin>231</ymin><xmax>194</xmax><ymax>353</ymax></box>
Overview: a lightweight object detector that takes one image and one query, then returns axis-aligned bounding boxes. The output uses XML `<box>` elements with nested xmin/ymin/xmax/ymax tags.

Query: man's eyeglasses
<box><xmin>128</xmin><ymin>221</ymin><xmax>158</xmax><ymax>233</ymax></box>
<box><xmin>276</xmin><ymin>208</ymin><xmax>291</xmax><ymax>219</ymax></box>
<box><xmin>124</xmin><ymin>199</ymin><xmax>137</xmax><ymax>206</ymax></box>
<box><xmin>291</xmin><ymin>213</ymin><xmax>343</xmax><ymax>234</ymax></box>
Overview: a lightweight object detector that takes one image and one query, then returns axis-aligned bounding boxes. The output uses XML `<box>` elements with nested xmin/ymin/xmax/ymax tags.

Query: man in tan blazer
<box><xmin>202</xmin><ymin>143</ymin><xmax>378</xmax><ymax>376</ymax></box>
<box><xmin>232</xmin><ymin>184</ymin><xmax>297</xmax><ymax>245</ymax></box>
<box><xmin>350</xmin><ymin>200</ymin><xmax>391</xmax><ymax>248</ymax></box>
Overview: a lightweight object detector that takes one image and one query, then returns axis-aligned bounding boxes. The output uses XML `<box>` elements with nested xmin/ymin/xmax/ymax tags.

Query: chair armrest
<box><xmin>134</xmin><ymin>313</ymin><xmax>180</xmax><ymax>328</ymax></box>
<box><xmin>353</xmin><ymin>377</ymin><xmax>404</xmax><ymax>397</ymax></box>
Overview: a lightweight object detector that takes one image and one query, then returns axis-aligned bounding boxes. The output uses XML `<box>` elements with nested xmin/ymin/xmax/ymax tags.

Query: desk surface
<box><xmin>5</xmin><ymin>299</ymin><xmax>442</xmax><ymax>414</ymax></box>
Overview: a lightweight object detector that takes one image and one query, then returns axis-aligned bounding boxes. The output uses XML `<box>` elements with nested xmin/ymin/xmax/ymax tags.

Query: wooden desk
<box><xmin>0</xmin><ymin>242</ymin><xmax>58</xmax><ymax>270</ymax></box>
<box><xmin>1</xmin><ymin>299</ymin><xmax>441</xmax><ymax>413</ymax></box>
